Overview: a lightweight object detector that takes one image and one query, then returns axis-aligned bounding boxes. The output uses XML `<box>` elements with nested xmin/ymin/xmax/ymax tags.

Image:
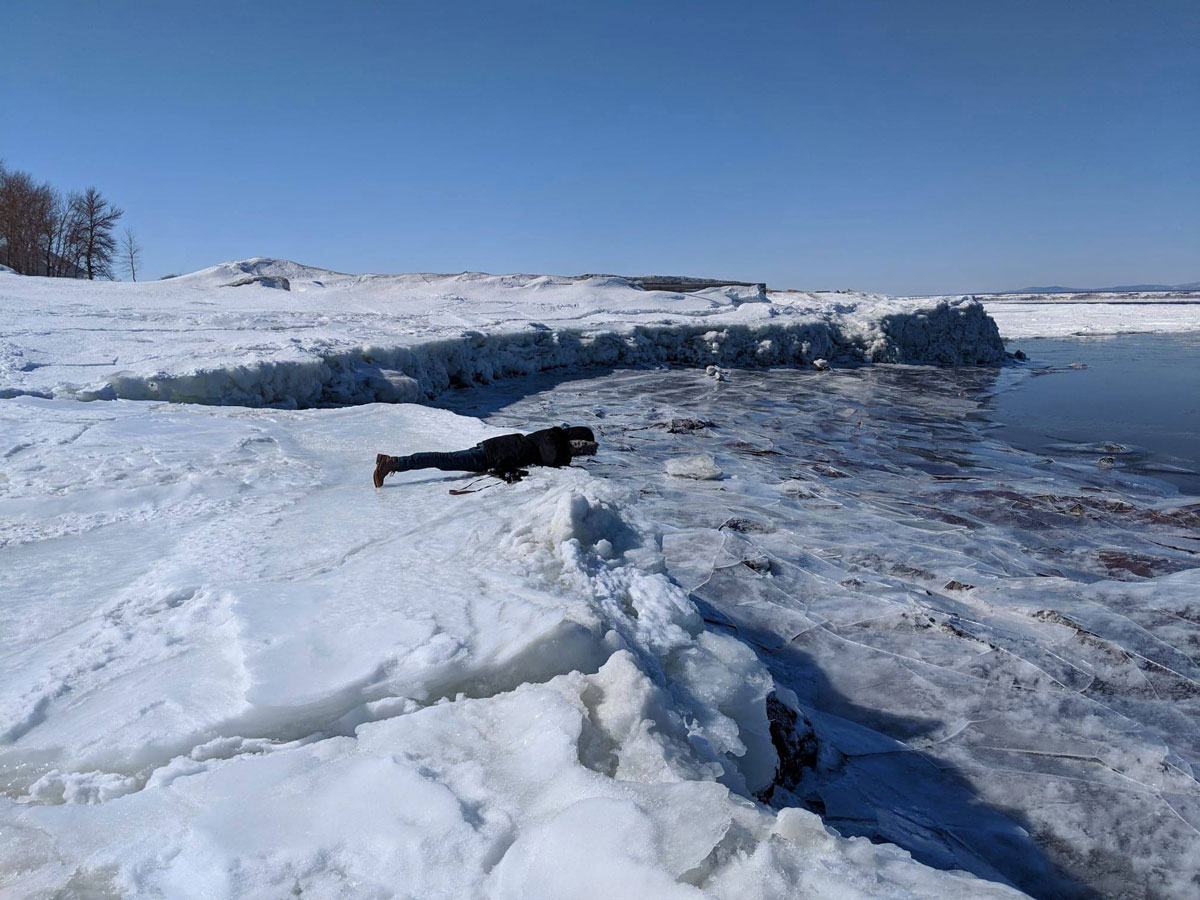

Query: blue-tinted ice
<box><xmin>445</xmin><ymin>364</ymin><xmax>1200</xmax><ymax>900</ymax></box>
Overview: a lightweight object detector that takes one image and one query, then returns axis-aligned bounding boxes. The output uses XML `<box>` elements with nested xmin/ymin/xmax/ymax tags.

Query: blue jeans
<box><xmin>392</xmin><ymin>445</ymin><xmax>489</xmax><ymax>473</ymax></box>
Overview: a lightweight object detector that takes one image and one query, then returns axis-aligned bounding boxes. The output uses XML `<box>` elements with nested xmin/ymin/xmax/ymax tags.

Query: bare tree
<box><xmin>41</xmin><ymin>187</ymin><xmax>75</xmax><ymax>277</ymax></box>
<box><xmin>76</xmin><ymin>187</ymin><xmax>123</xmax><ymax>280</ymax></box>
<box><xmin>0</xmin><ymin>160</ymin><xmax>12</xmax><ymax>270</ymax></box>
<box><xmin>121</xmin><ymin>226</ymin><xmax>142</xmax><ymax>281</ymax></box>
<box><xmin>49</xmin><ymin>192</ymin><xmax>87</xmax><ymax>277</ymax></box>
<box><xmin>0</xmin><ymin>165</ymin><xmax>127</xmax><ymax>279</ymax></box>
<box><xmin>0</xmin><ymin>165</ymin><xmax>58</xmax><ymax>275</ymax></box>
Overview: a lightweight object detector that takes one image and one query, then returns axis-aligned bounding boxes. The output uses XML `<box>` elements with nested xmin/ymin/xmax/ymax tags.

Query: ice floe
<box><xmin>939</xmin><ymin>290</ymin><xmax>1200</xmax><ymax>339</ymax></box>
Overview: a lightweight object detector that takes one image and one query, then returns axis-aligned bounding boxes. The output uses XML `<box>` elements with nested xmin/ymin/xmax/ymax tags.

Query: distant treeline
<box><xmin>0</xmin><ymin>161</ymin><xmax>141</xmax><ymax>280</ymax></box>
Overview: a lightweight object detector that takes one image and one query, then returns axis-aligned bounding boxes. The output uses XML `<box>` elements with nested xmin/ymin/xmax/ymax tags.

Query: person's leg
<box><xmin>374</xmin><ymin>445</ymin><xmax>488</xmax><ymax>487</ymax></box>
<box><xmin>392</xmin><ymin>447</ymin><xmax>488</xmax><ymax>473</ymax></box>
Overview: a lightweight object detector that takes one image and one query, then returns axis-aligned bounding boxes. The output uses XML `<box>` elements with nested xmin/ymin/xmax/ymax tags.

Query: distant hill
<box><xmin>1014</xmin><ymin>281</ymin><xmax>1200</xmax><ymax>293</ymax></box>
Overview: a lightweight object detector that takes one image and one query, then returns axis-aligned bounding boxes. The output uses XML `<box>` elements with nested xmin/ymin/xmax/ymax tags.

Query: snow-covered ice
<box><xmin>958</xmin><ymin>290</ymin><xmax>1200</xmax><ymax>339</ymax></box>
<box><xmin>2</xmin><ymin>262</ymin><xmax>1197</xmax><ymax>898</ymax></box>
<box><xmin>0</xmin><ymin>396</ymin><xmax>1024</xmax><ymax>898</ymax></box>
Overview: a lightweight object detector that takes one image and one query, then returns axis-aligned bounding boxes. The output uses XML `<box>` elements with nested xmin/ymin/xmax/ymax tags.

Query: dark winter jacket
<box><xmin>480</xmin><ymin>427</ymin><xmax>570</xmax><ymax>470</ymax></box>
<box><xmin>479</xmin><ymin>426</ymin><xmax>594</xmax><ymax>471</ymax></box>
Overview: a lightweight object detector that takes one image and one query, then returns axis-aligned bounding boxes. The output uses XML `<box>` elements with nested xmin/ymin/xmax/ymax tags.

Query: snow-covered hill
<box><xmin>0</xmin><ymin>258</ymin><xmax>1004</xmax><ymax>407</ymax></box>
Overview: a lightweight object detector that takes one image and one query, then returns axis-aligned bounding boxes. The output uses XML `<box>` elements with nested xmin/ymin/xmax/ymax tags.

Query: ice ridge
<box><xmin>0</xmin><ymin>260</ymin><xmax>1004</xmax><ymax>408</ymax></box>
<box><xmin>80</xmin><ymin>301</ymin><xmax>1002</xmax><ymax>407</ymax></box>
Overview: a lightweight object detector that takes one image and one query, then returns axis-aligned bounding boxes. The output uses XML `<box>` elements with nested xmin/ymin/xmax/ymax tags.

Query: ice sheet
<box><xmin>959</xmin><ymin>290</ymin><xmax>1200</xmax><ymax>339</ymax></box>
<box><xmin>442</xmin><ymin>365</ymin><xmax>1200</xmax><ymax>899</ymax></box>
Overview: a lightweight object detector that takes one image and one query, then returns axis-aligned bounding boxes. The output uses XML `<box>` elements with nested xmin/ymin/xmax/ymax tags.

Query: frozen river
<box><xmin>442</xmin><ymin>356</ymin><xmax>1200</xmax><ymax>899</ymax></box>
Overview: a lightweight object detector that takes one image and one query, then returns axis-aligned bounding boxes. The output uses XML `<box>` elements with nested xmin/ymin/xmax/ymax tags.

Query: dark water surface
<box><xmin>993</xmin><ymin>332</ymin><xmax>1200</xmax><ymax>494</ymax></box>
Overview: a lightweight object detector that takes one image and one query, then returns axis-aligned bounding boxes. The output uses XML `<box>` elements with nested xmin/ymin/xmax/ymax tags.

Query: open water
<box><xmin>994</xmin><ymin>332</ymin><xmax>1200</xmax><ymax>494</ymax></box>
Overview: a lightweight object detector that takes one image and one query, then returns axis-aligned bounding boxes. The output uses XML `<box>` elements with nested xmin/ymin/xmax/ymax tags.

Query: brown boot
<box><xmin>373</xmin><ymin>454</ymin><xmax>395</xmax><ymax>488</ymax></box>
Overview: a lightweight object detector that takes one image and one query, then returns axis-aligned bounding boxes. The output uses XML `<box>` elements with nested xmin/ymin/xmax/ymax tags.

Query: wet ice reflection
<box><xmin>445</xmin><ymin>365</ymin><xmax>1200</xmax><ymax>900</ymax></box>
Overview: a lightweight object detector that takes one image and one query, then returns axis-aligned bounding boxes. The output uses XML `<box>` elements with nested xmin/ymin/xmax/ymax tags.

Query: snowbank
<box><xmin>0</xmin><ymin>258</ymin><xmax>1004</xmax><ymax>407</ymax></box>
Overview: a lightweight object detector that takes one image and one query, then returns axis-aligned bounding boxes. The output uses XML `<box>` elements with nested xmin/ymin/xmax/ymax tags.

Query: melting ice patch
<box><xmin>668</xmin><ymin>454</ymin><xmax>724</xmax><ymax>480</ymax></box>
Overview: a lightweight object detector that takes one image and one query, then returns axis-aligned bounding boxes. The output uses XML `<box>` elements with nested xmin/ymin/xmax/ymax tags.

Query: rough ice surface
<box><xmin>0</xmin><ymin>258</ymin><xmax>1003</xmax><ymax>407</ymax></box>
<box><xmin>1</xmin><ymin>398</ymin><xmax>1023</xmax><ymax>899</ymax></box>
<box><xmin>2</xmin><ymin>264</ymin><xmax>1197</xmax><ymax>898</ymax></box>
<box><xmin>442</xmin><ymin>365</ymin><xmax>1200</xmax><ymax>900</ymax></box>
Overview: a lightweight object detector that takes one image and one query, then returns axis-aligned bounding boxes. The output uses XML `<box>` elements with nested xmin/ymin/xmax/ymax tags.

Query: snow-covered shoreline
<box><xmin>12</xmin><ymin>258</ymin><xmax>1196</xmax><ymax>409</ymax></box>
<box><xmin>1</xmin><ymin>259</ymin><xmax>1003</xmax><ymax>407</ymax></box>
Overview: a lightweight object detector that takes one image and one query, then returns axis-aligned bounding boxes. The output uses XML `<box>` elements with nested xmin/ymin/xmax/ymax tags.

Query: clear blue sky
<box><xmin>3</xmin><ymin>0</ymin><xmax>1196</xmax><ymax>294</ymax></box>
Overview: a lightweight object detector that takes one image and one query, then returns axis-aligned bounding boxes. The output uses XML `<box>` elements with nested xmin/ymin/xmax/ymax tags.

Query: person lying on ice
<box><xmin>373</xmin><ymin>425</ymin><xmax>598</xmax><ymax>488</ymax></box>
